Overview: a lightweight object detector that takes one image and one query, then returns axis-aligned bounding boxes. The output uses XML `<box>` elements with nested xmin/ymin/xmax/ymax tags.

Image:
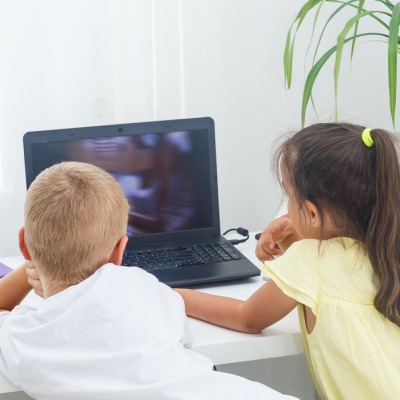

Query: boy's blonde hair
<box><xmin>24</xmin><ymin>162</ymin><xmax>129</xmax><ymax>288</ymax></box>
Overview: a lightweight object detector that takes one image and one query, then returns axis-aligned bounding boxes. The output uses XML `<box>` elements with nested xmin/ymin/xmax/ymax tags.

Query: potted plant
<box><xmin>284</xmin><ymin>0</ymin><xmax>400</xmax><ymax>128</ymax></box>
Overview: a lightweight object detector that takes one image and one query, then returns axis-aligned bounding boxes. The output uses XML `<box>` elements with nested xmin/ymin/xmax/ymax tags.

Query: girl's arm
<box><xmin>175</xmin><ymin>278</ymin><xmax>298</xmax><ymax>334</ymax></box>
<box><xmin>176</xmin><ymin>218</ymin><xmax>302</xmax><ymax>333</ymax></box>
<box><xmin>0</xmin><ymin>263</ymin><xmax>32</xmax><ymax>312</ymax></box>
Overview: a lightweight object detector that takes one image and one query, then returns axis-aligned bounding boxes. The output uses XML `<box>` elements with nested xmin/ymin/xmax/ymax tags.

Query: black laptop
<box><xmin>23</xmin><ymin>117</ymin><xmax>260</xmax><ymax>287</ymax></box>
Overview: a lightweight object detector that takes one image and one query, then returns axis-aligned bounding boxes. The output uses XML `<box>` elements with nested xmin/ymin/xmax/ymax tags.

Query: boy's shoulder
<box><xmin>73</xmin><ymin>263</ymin><xmax>175</xmax><ymax>303</ymax></box>
<box><xmin>93</xmin><ymin>263</ymin><xmax>168</xmax><ymax>292</ymax></box>
<box><xmin>1</xmin><ymin>264</ymin><xmax>185</xmax><ymax>341</ymax></box>
<box><xmin>3</xmin><ymin>264</ymin><xmax>180</xmax><ymax>323</ymax></box>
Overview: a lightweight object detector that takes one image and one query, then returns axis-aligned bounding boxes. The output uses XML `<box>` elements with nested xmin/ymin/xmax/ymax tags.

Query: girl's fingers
<box><xmin>255</xmin><ymin>216</ymin><xmax>297</xmax><ymax>262</ymax></box>
<box><xmin>255</xmin><ymin>242</ymin><xmax>281</xmax><ymax>262</ymax></box>
<box><xmin>258</xmin><ymin>235</ymin><xmax>282</xmax><ymax>256</ymax></box>
<box><xmin>255</xmin><ymin>242</ymin><xmax>271</xmax><ymax>261</ymax></box>
<box><xmin>256</xmin><ymin>228</ymin><xmax>285</xmax><ymax>262</ymax></box>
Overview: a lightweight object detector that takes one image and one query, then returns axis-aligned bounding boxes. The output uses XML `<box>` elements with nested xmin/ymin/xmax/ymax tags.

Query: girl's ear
<box><xmin>305</xmin><ymin>201</ymin><xmax>321</xmax><ymax>227</ymax></box>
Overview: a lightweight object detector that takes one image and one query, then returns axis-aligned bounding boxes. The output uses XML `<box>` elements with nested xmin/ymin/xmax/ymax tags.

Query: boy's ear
<box><xmin>109</xmin><ymin>236</ymin><xmax>129</xmax><ymax>266</ymax></box>
<box><xmin>19</xmin><ymin>227</ymin><xmax>32</xmax><ymax>260</ymax></box>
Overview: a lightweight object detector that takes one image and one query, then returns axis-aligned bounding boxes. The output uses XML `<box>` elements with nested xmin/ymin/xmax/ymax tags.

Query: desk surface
<box><xmin>0</xmin><ymin>231</ymin><xmax>303</xmax><ymax>394</ymax></box>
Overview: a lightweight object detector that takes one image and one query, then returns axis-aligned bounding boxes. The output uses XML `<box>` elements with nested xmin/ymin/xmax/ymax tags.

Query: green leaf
<box><xmin>286</xmin><ymin>0</ymin><xmax>394</xmax><ymax>90</ymax></box>
<box><xmin>388</xmin><ymin>3</ymin><xmax>400</xmax><ymax>128</ymax></box>
<box><xmin>334</xmin><ymin>11</ymin><xmax>387</xmax><ymax>120</ymax></box>
<box><xmin>284</xmin><ymin>27</ymin><xmax>292</xmax><ymax>88</ymax></box>
<box><xmin>313</xmin><ymin>0</ymin><xmax>361</xmax><ymax>66</ymax></box>
<box><xmin>304</xmin><ymin>0</ymin><xmax>325</xmax><ymax>80</ymax></box>
<box><xmin>302</xmin><ymin>32</ymin><xmax>389</xmax><ymax>127</ymax></box>
<box><xmin>327</xmin><ymin>0</ymin><xmax>392</xmax><ymax>30</ymax></box>
<box><xmin>350</xmin><ymin>0</ymin><xmax>366</xmax><ymax>62</ymax></box>
<box><xmin>286</xmin><ymin>0</ymin><xmax>399</xmax><ymax>127</ymax></box>
<box><xmin>328</xmin><ymin>0</ymin><xmax>394</xmax><ymax>11</ymax></box>
<box><xmin>305</xmin><ymin>0</ymin><xmax>325</xmax><ymax>119</ymax></box>
<box><xmin>329</xmin><ymin>1</ymin><xmax>396</xmax><ymax>47</ymax></box>
<box><xmin>310</xmin><ymin>93</ymin><xmax>320</xmax><ymax>120</ymax></box>
<box><xmin>313</xmin><ymin>0</ymin><xmax>393</xmax><ymax>66</ymax></box>
<box><xmin>284</xmin><ymin>0</ymin><xmax>323</xmax><ymax>89</ymax></box>
<box><xmin>378</xmin><ymin>0</ymin><xmax>395</xmax><ymax>10</ymax></box>
<box><xmin>297</xmin><ymin>0</ymin><xmax>324</xmax><ymax>27</ymax></box>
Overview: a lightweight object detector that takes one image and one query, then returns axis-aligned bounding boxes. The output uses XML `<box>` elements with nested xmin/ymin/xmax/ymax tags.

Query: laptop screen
<box><xmin>30</xmin><ymin>129</ymin><xmax>214</xmax><ymax>237</ymax></box>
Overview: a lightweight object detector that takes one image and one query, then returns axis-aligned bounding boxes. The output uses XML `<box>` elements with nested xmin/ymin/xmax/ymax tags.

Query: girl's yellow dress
<box><xmin>263</xmin><ymin>238</ymin><xmax>400</xmax><ymax>400</ymax></box>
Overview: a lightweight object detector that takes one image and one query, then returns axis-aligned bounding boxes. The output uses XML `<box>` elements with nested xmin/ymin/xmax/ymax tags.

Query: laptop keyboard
<box><xmin>121</xmin><ymin>243</ymin><xmax>241</xmax><ymax>270</ymax></box>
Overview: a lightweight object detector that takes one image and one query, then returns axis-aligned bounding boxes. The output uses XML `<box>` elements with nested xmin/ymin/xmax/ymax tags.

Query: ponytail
<box><xmin>366</xmin><ymin>129</ymin><xmax>400</xmax><ymax>326</ymax></box>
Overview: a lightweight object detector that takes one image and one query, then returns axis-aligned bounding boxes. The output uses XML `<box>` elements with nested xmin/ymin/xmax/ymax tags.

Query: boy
<box><xmin>0</xmin><ymin>162</ymin><xmax>295</xmax><ymax>400</ymax></box>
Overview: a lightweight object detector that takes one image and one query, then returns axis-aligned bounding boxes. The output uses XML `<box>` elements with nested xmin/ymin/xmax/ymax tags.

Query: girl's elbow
<box><xmin>238</xmin><ymin>308</ymin><xmax>268</xmax><ymax>333</ymax></box>
<box><xmin>241</xmin><ymin>321</ymin><xmax>265</xmax><ymax>334</ymax></box>
<box><xmin>246</xmin><ymin>326</ymin><xmax>263</xmax><ymax>334</ymax></box>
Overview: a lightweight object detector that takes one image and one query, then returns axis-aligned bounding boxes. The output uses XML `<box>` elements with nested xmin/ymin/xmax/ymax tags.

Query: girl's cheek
<box><xmin>287</xmin><ymin>197</ymin><xmax>294</xmax><ymax>215</ymax></box>
<box><xmin>287</xmin><ymin>199</ymin><xmax>302</xmax><ymax>236</ymax></box>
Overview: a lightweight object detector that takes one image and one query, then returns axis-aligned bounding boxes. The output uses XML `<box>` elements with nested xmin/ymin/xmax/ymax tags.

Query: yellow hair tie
<box><xmin>362</xmin><ymin>128</ymin><xmax>374</xmax><ymax>147</ymax></box>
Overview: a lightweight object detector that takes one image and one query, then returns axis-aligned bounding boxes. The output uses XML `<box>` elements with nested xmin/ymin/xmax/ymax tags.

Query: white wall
<box><xmin>0</xmin><ymin>0</ymin><xmax>395</xmax><ymax>257</ymax></box>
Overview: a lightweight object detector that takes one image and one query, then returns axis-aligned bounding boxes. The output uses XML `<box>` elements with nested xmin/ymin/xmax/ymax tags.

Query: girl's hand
<box><xmin>255</xmin><ymin>217</ymin><xmax>296</xmax><ymax>262</ymax></box>
<box><xmin>25</xmin><ymin>260</ymin><xmax>44</xmax><ymax>298</ymax></box>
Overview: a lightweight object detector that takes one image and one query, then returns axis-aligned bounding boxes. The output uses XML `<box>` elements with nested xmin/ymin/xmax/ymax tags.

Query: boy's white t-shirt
<box><xmin>0</xmin><ymin>264</ymin><xmax>296</xmax><ymax>400</ymax></box>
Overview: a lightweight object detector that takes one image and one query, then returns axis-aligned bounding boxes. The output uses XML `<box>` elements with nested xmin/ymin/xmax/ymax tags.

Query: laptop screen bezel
<box><xmin>23</xmin><ymin>117</ymin><xmax>221</xmax><ymax>246</ymax></box>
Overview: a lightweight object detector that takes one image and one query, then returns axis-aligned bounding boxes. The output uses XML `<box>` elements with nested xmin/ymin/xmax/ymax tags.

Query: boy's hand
<box><xmin>255</xmin><ymin>217</ymin><xmax>296</xmax><ymax>262</ymax></box>
<box><xmin>25</xmin><ymin>260</ymin><xmax>44</xmax><ymax>298</ymax></box>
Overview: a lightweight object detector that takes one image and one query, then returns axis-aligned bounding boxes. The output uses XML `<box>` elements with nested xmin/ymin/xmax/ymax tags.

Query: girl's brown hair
<box><xmin>274</xmin><ymin>123</ymin><xmax>400</xmax><ymax>327</ymax></box>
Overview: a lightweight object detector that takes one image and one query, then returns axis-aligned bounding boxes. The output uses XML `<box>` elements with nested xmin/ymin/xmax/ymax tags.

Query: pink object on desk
<box><xmin>0</xmin><ymin>262</ymin><xmax>13</xmax><ymax>278</ymax></box>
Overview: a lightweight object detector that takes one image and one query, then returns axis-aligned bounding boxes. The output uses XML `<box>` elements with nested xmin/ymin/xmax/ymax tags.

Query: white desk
<box><xmin>0</xmin><ymin>232</ymin><xmax>303</xmax><ymax>395</ymax></box>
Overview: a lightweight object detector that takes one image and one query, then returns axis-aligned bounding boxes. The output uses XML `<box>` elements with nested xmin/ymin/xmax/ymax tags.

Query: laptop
<box><xmin>23</xmin><ymin>117</ymin><xmax>260</xmax><ymax>287</ymax></box>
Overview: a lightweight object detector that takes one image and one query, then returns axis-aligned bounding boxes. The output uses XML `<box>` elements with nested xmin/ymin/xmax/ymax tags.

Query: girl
<box><xmin>175</xmin><ymin>123</ymin><xmax>400</xmax><ymax>400</ymax></box>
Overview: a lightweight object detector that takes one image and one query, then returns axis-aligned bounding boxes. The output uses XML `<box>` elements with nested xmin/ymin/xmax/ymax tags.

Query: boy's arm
<box><xmin>174</xmin><ymin>278</ymin><xmax>298</xmax><ymax>334</ymax></box>
<box><xmin>0</xmin><ymin>263</ymin><xmax>32</xmax><ymax>312</ymax></box>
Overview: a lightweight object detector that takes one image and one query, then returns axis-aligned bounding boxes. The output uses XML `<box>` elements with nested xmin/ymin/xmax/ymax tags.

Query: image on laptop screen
<box><xmin>31</xmin><ymin>130</ymin><xmax>214</xmax><ymax>237</ymax></box>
